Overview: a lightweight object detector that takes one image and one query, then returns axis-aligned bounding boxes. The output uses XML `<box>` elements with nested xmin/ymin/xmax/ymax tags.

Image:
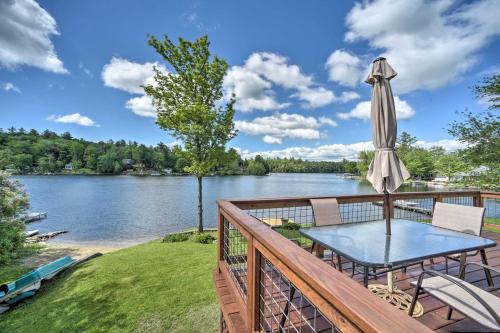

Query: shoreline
<box><xmin>22</xmin><ymin>241</ymin><xmax>130</xmax><ymax>268</ymax></box>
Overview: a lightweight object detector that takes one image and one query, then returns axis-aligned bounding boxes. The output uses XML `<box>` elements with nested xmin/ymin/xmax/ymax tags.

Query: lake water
<box><xmin>12</xmin><ymin>174</ymin><xmax>484</xmax><ymax>247</ymax></box>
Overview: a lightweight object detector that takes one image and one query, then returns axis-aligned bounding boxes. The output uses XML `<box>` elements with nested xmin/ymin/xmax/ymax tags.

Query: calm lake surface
<box><xmin>12</xmin><ymin>174</ymin><xmax>479</xmax><ymax>247</ymax></box>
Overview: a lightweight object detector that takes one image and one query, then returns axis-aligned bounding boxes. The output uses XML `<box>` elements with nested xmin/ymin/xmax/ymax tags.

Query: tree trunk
<box><xmin>197</xmin><ymin>176</ymin><xmax>204</xmax><ymax>233</ymax></box>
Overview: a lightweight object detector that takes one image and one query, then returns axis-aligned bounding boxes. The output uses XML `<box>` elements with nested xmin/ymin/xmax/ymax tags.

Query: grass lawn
<box><xmin>484</xmin><ymin>217</ymin><xmax>500</xmax><ymax>233</ymax></box>
<box><xmin>485</xmin><ymin>217</ymin><xmax>500</xmax><ymax>225</ymax></box>
<box><xmin>0</xmin><ymin>240</ymin><xmax>218</xmax><ymax>333</ymax></box>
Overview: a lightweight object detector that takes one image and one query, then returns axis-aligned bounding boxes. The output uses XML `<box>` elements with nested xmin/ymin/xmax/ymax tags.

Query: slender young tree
<box><xmin>144</xmin><ymin>35</ymin><xmax>236</xmax><ymax>232</ymax></box>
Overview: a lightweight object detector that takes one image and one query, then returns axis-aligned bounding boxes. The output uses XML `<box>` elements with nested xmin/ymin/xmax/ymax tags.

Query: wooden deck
<box><xmin>327</xmin><ymin>229</ymin><xmax>500</xmax><ymax>332</ymax></box>
<box><xmin>214</xmin><ymin>229</ymin><xmax>500</xmax><ymax>332</ymax></box>
<box><xmin>215</xmin><ymin>191</ymin><xmax>500</xmax><ymax>333</ymax></box>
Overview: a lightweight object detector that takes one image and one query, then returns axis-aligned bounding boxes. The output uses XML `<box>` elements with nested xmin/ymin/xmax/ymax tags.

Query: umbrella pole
<box><xmin>383</xmin><ymin>178</ymin><xmax>391</xmax><ymax>235</ymax></box>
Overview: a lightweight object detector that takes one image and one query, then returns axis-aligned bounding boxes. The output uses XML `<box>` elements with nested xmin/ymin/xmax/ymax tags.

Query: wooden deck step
<box><xmin>213</xmin><ymin>269</ymin><xmax>248</xmax><ymax>333</ymax></box>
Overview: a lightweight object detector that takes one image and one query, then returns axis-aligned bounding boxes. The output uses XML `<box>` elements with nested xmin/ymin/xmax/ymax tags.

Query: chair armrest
<box><xmin>414</xmin><ymin>269</ymin><xmax>500</xmax><ymax>326</ymax></box>
<box><xmin>463</xmin><ymin>261</ymin><xmax>500</xmax><ymax>275</ymax></box>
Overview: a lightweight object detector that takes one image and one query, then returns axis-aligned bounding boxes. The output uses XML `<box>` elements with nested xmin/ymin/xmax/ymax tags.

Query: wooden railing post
<box><xmin>217</xmin><ymin>207</ymin><xmax>223</xmax><ymax>264</ymax></box>
<box><xmin>247</xmin><ymin>237</ymin><xmax>261</xmax><ymax>332</ymax></box>
<box><xmin>433</xmin><ymin>194</ymin><xmax>443</xmax><ymax>213</ymax></box>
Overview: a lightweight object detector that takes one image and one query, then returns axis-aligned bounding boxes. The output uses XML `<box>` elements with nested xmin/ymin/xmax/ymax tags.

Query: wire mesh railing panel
<box><xmin>222</xmin><ymin>215</ymin><xmax>248</xmax><ymax>301</ymax></box>
<box><xmin>258</xmin><ymin>255</ymin><xmax>341</xmax><ymax>333</ymax></box>
<box><xmin>245</xmin><ymin>206</ymin><xmax>314</xmax><ymax>246</ymax></box>
<box><xmin>443</xmin><ymin>196</ymin><xmax>474</xmax><ymax>206</ymax></box>
<box><xmin>339</xmin><ymin>202</ymin><xmax>384</xmax><ymax>223</ymax></box>
<box><xmin>246</xmin><ymin>206</ymin><xmax>315</xmax><ymax>227</ymax></box>
<box><xmin>393</xmin><ymin>197</ymin><xmax>434</xmax><ymax>223</ymax></box>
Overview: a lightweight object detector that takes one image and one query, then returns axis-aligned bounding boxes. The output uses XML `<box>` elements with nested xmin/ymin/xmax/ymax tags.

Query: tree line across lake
<box><xmin>1</xmin><ymin>126</ymin><xmax>497</xmax><ymax>189</ymax></box>
<box><xmin>0</xmin><ymin>128</ymin><xmax>359</xmax><ymax>176</ymax></box>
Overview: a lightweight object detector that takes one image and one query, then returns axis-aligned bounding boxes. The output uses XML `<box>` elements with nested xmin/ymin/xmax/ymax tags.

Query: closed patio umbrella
<box><xmin>365</xmin><ymin>57</ymin><xmax>410</xmax><ymax>235</ymax></box>
<box><xmin>365</xmin><ymin>58</ymin><xmax>422</xmax><ymax>316</ymax></box>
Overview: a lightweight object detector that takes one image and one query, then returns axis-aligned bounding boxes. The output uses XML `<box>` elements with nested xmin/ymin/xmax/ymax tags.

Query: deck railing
<box><xmin>215</xmin><ymin>190</ymin><xmax>498</xmax><ymax>333</ymax></box>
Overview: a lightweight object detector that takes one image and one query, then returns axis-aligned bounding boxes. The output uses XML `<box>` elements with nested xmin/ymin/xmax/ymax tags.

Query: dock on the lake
<box><xmin>23</xmin><ymin>212</ymin><xmax>48</xmax><ymax>223</ymax></box>
<box><xmin>373</xmin><ymin>200</ymin><xmax>432</xmax><ymax>216</ymax></box>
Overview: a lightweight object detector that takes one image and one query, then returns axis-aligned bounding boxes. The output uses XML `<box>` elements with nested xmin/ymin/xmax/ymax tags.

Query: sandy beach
<box><xmin>22</xmin><ymin>242</ymin><xmax>127</xmax><ymax>267</ymax></box>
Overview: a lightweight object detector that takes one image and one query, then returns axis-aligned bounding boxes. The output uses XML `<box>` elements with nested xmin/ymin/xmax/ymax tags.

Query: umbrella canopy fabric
<box><xmin>365</xmin><ymin>58</ymin><xmax>410</xmax><ymax>194</ymax></box>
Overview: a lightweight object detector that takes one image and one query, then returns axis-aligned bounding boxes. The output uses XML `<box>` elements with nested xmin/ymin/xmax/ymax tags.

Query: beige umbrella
<box><xmin>365</xmin><ymin>57</ymin><xmax>410</xmax><ymax>235</ymax></box>
<box><xmin>365</xmin><ymin>58</ymin><xmax>422</xmax><ymax>317</ymax></box>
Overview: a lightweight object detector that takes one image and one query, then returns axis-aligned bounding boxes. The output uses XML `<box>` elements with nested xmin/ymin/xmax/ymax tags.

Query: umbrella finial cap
<box><xmin>373</xmin><ymin>57</ymin><xmax>386</xmax><ymax>63</ymax></box>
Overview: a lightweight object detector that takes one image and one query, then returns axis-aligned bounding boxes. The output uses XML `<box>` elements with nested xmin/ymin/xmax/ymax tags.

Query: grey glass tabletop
<box><xmin>300</xmin><ymin>219</ymin><xmax>497</xmax><ymax>268</ymax></box>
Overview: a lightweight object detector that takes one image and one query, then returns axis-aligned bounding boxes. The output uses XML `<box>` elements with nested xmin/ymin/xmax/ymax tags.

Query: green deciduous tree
<box><xmin>37</xmin><ymin>154</ymin><xmax>59</xmax><ymax>173</ymax></box>
<box><xmin>13</xmin><ymin>153</ymin><xmax>33</xmax><ymax>171</ymax></box>
<box><xmin>144</xmin><ymin>34</ymin><xmax>236</xmax><ymax>232</ymax></box>
<box><xmin>0</xmin><ymin>171</ymin><xmax>29</xmax><ymax>263</ymax></box>
<box><xmin>473</xmin><ymin>74</ymin><xmax>500</xmax><ymax>110</ymax></box>
<box><xmin>356</xmin><ymin>151</ymin><xmax>374</xmax><ymax>176</ymax></box>
<box><xmin>254</xmin><ymin>155</ymin><xmax>270</xmax><ymax>174</ymax></box>
<box><xmin>448</xmin><ymin>75</ymin><xmax>500</xmax><ymax>188</ymax></box>
<box><xmin>396</xmin><ymin>131</ymin><xmax>417</xmax><ymax>162</ymax></box>
<box><xmin>435</xmin><ymin>152</ymin><xmax>467</xmax><ymax>180</ymax></box>
<box><xmin>97</xmin><ymin>153</ymin><xmax>119</xmax><ymax>174</ymax></box>
<box><xmin>248</xmin><ymin>160</ymin><xmax>267</xmax><ymax>176</ymax></box>
<box><xmin>404</xmin><ymin>148</ymin><xmax>435</xmax><ymax>180</ymax></box>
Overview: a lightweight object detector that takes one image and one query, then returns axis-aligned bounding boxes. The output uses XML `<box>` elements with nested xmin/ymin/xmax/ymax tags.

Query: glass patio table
<box><xmin>300</xmin><ymin>219</ymin><xmax>497</xmax><ymax>288</ymax></box>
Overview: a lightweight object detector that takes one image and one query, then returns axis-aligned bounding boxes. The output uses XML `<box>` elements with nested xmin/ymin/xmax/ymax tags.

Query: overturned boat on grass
<box><xmin>0</xmin><ymin>253</ymin><xmax>101</xmax><ymax>313</ymax></box>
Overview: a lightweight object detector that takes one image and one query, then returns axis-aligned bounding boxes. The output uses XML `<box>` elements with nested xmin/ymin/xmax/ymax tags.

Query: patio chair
<box><xmin>431</xmin><ymin>202</ymin><xmax>486</xmax><ymax>275</ymax></box>
<box><xmin>409</xmin><ymin>262</ymin><xmax>500</xmax><ymax>331</ymax></box>
<box><xmin>310</xmin><ymin>198</ymin><xmax>346</xmax><ymax>270</ymax></box>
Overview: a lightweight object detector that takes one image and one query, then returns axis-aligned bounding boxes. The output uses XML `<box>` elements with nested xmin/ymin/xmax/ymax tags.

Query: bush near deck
<box><xmin>0</xmin><ymin>240</ymin><xmax>217</xmax><ymax>333</ymax></box>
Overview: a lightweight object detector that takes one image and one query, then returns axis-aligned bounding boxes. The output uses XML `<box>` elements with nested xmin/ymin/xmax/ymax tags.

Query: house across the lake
<box><xmin>122</xmin><ymin>159</ymin><xmax>135</xmax><ymax>170</ymax></box>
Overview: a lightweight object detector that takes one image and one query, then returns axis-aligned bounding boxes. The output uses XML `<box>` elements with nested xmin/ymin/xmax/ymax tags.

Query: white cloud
<box><xmin>125</xmin><ymin>95</ymin><xmax>156</xmax><ymax>118</ymax></box>
<box><xmin>337</xmin><ymin>96</ymin><xmax>415</xmax><ymax>120</ymax></box>
<box><xmin>292</xmin><ymin>87</ymin><xmax>335</xmax><ymax>108</ymax></box>
<box><xmin>246</xmin><ymin>52</ymin><xmax>337</xmax><ymax>108</ymax></box>
<box><xmin>0</xmin><ymin>0</ymin><xmax>67</xmax><ymax>73</ymax></box>
<box><xmin>240</xmin><ymin>141</ymin><xmax>374</xmax><ymax>161</ymax></box>
<box><xmin>235</xmin><ymin>113</ymin><xmax>338</xmax><ymax>144</ymax></box>
<box><xmin>262</xmin><ymin>135</ymin><xmax>283</xmax><ymax>144</ymax></box>
<box><xmin>102</xmin><ymin>57</ymin><xmax>163</xmax><ymax>94</ymax></box>
<box><xmin>416</xmin><ymin>139</ymin><xmax>462</xmax><ymax>152</ymax></box>
<box><xmin>338</xmin><ymin>91</ymin><xmax>361</xmax><ymax>103</ymax></box>
<box><xmin>225</xmin><ymin>52</ymin><xmax>343</xmax><ymax>111</ymax></box>
<box><xmin>344</xmin><ymin>0</ymin><xmax>500</xmax><ymax>94</ymax></box>
<box><xmin>101</xmin><ymin>57</ymin><xmax>168</xmax><ymax>117</ymax></box>
<box><xmin>47</xmin><ymin>113</ymin><xmax>98</xmax><ymax>127</ymax></box>
<box><xmin>325</xmin><ymin>50</ymin><xmax>364</xmax><ymax>86</ymax></box>
<box><xmin>223</xmin><ymin>66</ymin><xmax>290</xmax><ymax>112</ymax></box>
<box><xmin>2</xmin><ymin>83</ymin><xmax>21</xmax><ymax>93</ymax></box>
<box><xmin>238</xmin><ymin>138</ymin><xmax>461</xmax><ymax>161</ymax></box>
<box><xmin>319</xmin><ymin>116</ymin><xmax>338</xmax><ymax>127</ymax></box>
<box><xmin>245</xmin><ymin>52</ymin><xmax>312</xmax><ymax>90</ymax></box>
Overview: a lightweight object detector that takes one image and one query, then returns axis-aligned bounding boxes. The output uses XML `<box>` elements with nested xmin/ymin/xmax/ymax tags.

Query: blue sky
<box><xmin>1</xmin><ymin>0</ymin><xmax>499</xmax><ymax>160</ymax></box>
